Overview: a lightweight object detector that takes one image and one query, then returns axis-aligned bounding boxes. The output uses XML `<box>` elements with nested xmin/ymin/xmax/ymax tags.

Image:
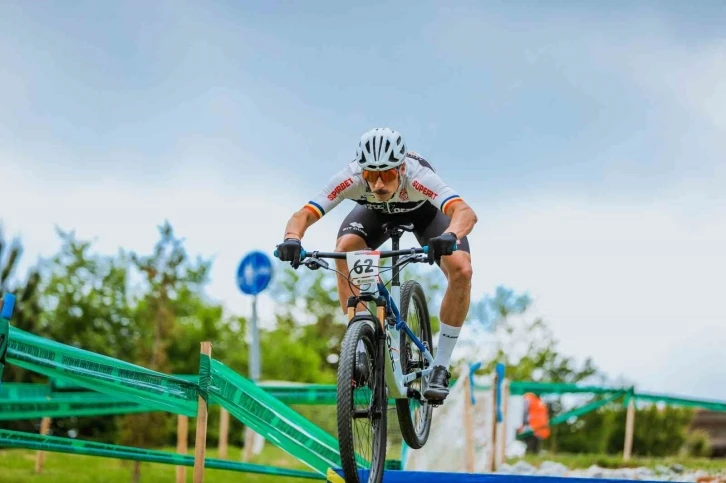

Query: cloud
<box><xmin>466</xmin><ymin>195</ymin><xmax>726</xmax><ymax>398</ymax></box>
<box><xmin>429</xmin><ymin>7</ymin><xmax>726</xmax><ymax>193</ymax></box>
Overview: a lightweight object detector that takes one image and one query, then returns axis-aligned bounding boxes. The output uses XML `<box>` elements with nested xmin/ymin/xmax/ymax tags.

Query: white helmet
<box><xmin>355</xmin><ymin>127</ymin><xmax>407</xmax><ymax>171</ymax></box>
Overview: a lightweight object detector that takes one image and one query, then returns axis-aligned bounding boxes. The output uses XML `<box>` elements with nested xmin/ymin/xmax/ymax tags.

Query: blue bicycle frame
<box><xmin>376</xmin><ymin>280</ymin><xmax>435</xmax><ymax>400</ymax></box>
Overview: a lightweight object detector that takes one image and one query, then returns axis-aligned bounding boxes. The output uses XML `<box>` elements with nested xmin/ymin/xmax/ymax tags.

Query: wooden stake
<box><xmin>218</xmin><ymin>408</ymin><xmax>229</xmax><ymax>459</ymax></box>
<box><xmin>35</xmin><ymin>417</ymin><xmax>51</xmax><ymax>473</ymax></box>
<box><xmin>176</xmin><ymin>415</ymin><xmax>189</xmax><ymax>483</ymax></box>
<box><xmin>496</xmin><ymin>379</ymin><xmax>510</xmax><ymax>468</ymax></box>
<box><xmin>243</xmin><ymin>427</ymin><xmax>262</xmax><ymax>462</ymax></box>
<box><xmin>623</xmin><ymin>397</ymin><xmax>635</xmax><ymax>461</ymax></box>
<box><xmin>193</xmin><ymin>341</ymin><xmax>212</xmax><ymax>483</ymax></box>
<box><xmin>463</xmin><ymin>370</ymin><xmax>475</xmax><ymax>473</ymax></box>
<box><xmin>490</xmin><ymin>371</ymin><xmax>499</xmax><ymax>472</ymax></box>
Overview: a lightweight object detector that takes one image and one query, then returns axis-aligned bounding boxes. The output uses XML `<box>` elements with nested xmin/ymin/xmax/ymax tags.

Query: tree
<box><xmin>121</xmin><ymin>221</ymin><xmax>213</xmax><ymax>482</ymax></box>
<box><xmin>453</xmin><ymin>285</ymin><xmax>603</xmax><ymax>452</ymax></box>
<box><xmin>23</xmin><ymin>229</ymin><xmax>140</xmax><ymax>443</ymax></box>
<box><xmin>129</xmin><ymin>221</ymin><xmax>210</xmax><ymax>373</ymax></box>
<box><xmin>267</xmin><ymin>264</ymin><xmax>347</xmax><ymax>383</ymax></box>
<box><xmin>38</xmin><ymin>229</ymin><xmax>139</xmax><ymax>363</ymax></box>
<box><xmin>0</xmin><ymin>224</ymin><xmax>43</xmax><ymax>383</ymax></box>
<box><xmin>456</xmin><ymin>286</ymin><xmax>597</xmax><ymax>382</ymax></box>
<box><xmin>553</xmin><ymin>401</ymin><xmax>695</xmax><ymax>456</ymax></box>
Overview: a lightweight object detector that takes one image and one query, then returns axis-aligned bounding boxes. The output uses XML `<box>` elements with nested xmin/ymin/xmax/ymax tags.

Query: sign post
<box><xmin>236</xmin><ymin>250</ymin><xmax>273</xmax><ymax>382</ymax></box>
<box><xmin>236</xmin><ymin>251</ymin><xmax>273</xmax><ymax>462</ymax></box>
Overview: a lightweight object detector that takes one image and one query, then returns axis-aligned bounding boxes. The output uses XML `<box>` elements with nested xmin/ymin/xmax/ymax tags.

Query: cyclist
<box><xmin>275</xmin><ymin>127</ymin><xmax>478</xmax><ymax>402</ymax></box>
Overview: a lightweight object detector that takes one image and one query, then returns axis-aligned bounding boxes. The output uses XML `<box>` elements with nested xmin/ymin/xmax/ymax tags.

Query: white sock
<box><xmin>433</xmin><ymin>322</ymin><xmax>461</xmax><ymax>369</ymax></box>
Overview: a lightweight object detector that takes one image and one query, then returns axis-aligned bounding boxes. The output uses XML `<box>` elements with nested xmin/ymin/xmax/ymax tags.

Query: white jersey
<box><xmin>304</xmin><ymin>152</ymin><xmax>464</xmax><ymax>219</ymax></box>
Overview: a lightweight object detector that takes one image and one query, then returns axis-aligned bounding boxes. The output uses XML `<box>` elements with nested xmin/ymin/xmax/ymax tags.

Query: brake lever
<box><xmin>303</xmin><ymin>257</ymin><xmax>329</xmax><ymax>271</ymax></box>
<box><xmin>392</xmin><ymin>254</ymin><xmax>427</xmax><ymax>270</ymax></box>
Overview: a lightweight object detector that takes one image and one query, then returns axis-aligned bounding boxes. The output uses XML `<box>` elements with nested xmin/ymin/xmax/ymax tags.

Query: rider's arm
<box><xmin>442</xmin><ymin>199</ymin><xmax>478</xmax><ymax>240</ymax></box>
<box><xmin>283</xmin><ymin>208</ymin><xmax>319</xmax><ymax>240</ymax></box>
<box><xmin>406</xmin><ymin>158</ymin><xmax>478</xmax><ymax>239</ymax></box>
<box><xmin>284</xmin><ymin>161</ymin><xmax>365</xmax><ymax>240</ymax></box>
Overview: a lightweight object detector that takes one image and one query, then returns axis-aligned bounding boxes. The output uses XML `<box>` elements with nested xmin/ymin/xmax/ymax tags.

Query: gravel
<box><xmin>496</xmin><ymin>461</ymin><xmax>726</xmax><ymax>482</ymax></box>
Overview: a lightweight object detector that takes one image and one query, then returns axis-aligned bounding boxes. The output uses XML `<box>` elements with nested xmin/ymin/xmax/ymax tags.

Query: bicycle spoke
<box><xmin>338</xmin><ymin>319</ymin><xmax>386</xmax><ymax>483</ymax></box>
<box><xmin>395</xmin><ymin>280</ymin><xmax>434</xmax><ymax>450</ymax></box>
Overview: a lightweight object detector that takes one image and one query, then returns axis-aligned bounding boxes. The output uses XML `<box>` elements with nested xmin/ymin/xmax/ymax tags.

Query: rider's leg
<box><xmin>434</xmin><ymin>251</ymin><xmax>473</xmax><ymax>368</ymax></box>
<box><xmin>421</xmin><ymin>251</ymin><xmax>472</xmax><ymax>401</ymax></box>
<box><xmin>334</xmin><ymin>233</ymin><xmax>369</xmax><ymax>314</ymax></box>
<box><xmin>413</xmin><ymin>205</ymin><xmax>473</xmax><ymax>401</ymax></box>
<box><xmin>334</xmin><ymin>205</ymin><xmax>390</xmax><ymax>314</ymax></box>
<box><xmin>335</xmin><ymin>207</ymin><xmax>391</xmax><ymax>386</ymax></box>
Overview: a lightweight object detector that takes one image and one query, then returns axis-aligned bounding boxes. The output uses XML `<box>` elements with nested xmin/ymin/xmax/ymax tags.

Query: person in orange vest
<box><xmin>517</xmin><ymin>392</ymin><xmax>550</xmax><ymax>454</ymax></box>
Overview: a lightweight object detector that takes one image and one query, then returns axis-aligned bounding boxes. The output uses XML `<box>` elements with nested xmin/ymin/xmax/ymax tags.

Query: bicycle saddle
<box><xmin>382</xmin><ymin>222</ymin><xmax>415</xmax><ymax>235</ymax></box>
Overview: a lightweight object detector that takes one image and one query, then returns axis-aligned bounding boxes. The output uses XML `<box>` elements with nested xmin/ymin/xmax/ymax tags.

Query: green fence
<box><xmin>0</xmin><ymin>293</ymin><xmax>336</xmax><ymax>480</ymax></box>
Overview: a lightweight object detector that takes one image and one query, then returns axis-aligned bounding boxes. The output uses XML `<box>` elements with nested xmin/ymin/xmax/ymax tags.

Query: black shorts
<box><xmin>336</xmin><ymin>203</ymin><xmax>471</xmax><ymax>253</ymax></box>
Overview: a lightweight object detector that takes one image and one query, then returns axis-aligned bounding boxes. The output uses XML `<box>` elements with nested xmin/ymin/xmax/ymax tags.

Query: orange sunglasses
<box><xmin>362</xmin><ymin>168</ymin><xmax>400</xmax><ymax>184</ymax></box>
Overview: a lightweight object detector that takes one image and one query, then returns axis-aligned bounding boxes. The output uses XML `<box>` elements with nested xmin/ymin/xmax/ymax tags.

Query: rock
<box><xmin>636</xmin><ymin>466</ymin><xmax>656</xmax><ymax>479</ymax></box>
<box><xmin>497</xmin><ymin>458</ymin><xmax>722</xmax><ymax>482</ymax></box>
<box><xmin>584</xmin><ymin>464</ymin><xmax>606</xmax><ymax>478</ymax></box>
<box><xmin>512</xmin><ymin>460</ymin><xmax>537</xmax><ymax>474</ymax></box>
<box><xmin>539</xmin><ymin>461</ymin><xmax>569</xmax><ymax>476</ymax></box>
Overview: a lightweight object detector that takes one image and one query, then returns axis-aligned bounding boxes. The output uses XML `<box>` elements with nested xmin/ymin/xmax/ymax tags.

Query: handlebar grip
<box><xmin>273</xmin><ymin>249</ymin><xmax>307</xmax><ymax>260</ymax></box>
<box><xmin>422</xmin><ymin>244</ymin><xmax>458</xmax><ymax>253</ymax></box>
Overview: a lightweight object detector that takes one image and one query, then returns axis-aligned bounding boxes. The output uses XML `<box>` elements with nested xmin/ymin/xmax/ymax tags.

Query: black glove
<box><xmin>275</xmin><ymin>238</ymin><xmax>303</xmax><ymax>269</ymax></box>
<box><xmin>427</xmin><ymin>232</ymin><xmax>457</xmax><ymax>264</ymax></box>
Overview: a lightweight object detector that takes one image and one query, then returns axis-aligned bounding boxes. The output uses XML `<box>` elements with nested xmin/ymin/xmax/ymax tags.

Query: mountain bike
<box><xmin>275</xmin><ymin>222</ymin><xmax>457</xmax><ymax>483</ymax></box>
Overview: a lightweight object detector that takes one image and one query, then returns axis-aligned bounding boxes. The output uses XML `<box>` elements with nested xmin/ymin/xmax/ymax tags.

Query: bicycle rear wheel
<box><xmin>396</xmin><ymin>279</ymin><xmax>434</xmax><ymax>449</ymax></box>
<box><xmin>337</xmin><ymin>318</ymin><xmax>387</xmax><ymax>483</ymax></box>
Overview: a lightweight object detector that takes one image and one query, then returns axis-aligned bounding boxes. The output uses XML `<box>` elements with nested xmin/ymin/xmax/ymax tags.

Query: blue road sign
<box><xmin>237</xmin><ymin>251</ymin><xmax>273</xmax><ymax>296</ymax></box>
<box><xmin>1</xmin><ymin>293</ymin><xmax>15</xmax><ymax>320</ymax></box>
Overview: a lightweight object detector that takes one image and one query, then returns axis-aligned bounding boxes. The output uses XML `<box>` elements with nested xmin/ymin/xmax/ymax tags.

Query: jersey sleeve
<box><xmin>303</xmin><ymin>163</ymin><xmax>364</xmax><ymax>219</ymax></box>
<box><xmin>408</xmin><ymin>166</ymin><xmax>464</xmax><ymax>214</ymax></box>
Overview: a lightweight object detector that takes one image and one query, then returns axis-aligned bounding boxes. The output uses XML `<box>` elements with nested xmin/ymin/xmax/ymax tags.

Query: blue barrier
<box><xmin>327</xmin><ymin>469</ymin><xmax>667</xmax><ymax>483</ymax></box>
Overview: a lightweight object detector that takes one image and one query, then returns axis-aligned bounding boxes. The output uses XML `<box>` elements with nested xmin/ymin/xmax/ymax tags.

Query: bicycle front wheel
<box><xmin>337</xmin><ymin>318</ymin><xmax>387</xmax><ymax>483</ymax></box>
<box><xmin>396</xmin><ymin>279</ymin><xmax>434</xmax><ymax>449</ymax></box>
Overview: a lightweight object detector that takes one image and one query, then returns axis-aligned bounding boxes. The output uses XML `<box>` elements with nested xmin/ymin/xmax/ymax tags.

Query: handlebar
<box><xmin>273</xmin><ymin>245</ymin><xmax>458</xmax><ymax>260</ymax></box>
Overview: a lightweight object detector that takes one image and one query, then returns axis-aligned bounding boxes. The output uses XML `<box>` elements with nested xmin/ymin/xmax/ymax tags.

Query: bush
<box><xmin>684</xmin><ymin>429</ymin><xmax>711</xmax><ymax>457</ymax></box>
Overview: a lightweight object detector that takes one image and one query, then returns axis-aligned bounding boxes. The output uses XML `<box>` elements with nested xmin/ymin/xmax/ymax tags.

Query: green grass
<box><xmin>0</xmin><ymin>443</ymin><xmax>323</xmax><ymax>483</ymax></box>
<box><xmin>511</xmin><ymin>452</ymin><xmax>726</xmax><ymax>473</ymax></box>
<box><xmin>4</xmin><ymin>443</ymin><xmax>726</xmax><ymax>482</ymax></box>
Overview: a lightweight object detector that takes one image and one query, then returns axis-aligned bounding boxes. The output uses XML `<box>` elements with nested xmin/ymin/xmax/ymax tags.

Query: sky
<box><xmin>1</xmin><ymin>1</ymin><xmax>725</xmax><ymax>401</ymax></box>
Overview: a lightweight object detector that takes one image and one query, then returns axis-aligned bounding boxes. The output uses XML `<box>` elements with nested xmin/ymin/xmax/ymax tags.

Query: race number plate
<box><xmin>346</xmin><ymin>250</ymin><xmax>380</xmax><ymax>294</ymax></box>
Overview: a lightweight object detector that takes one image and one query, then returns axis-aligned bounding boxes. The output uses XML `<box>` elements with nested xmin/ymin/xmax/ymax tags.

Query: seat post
<box><xmin>382</xmin><ymin>222</ymin><xmax>412</xmax><ymax>293</ymax></box>
<box><xmin>390</xmin><ymin>228</ymin><xmax>401</xmax><ymax>288</ymax></box>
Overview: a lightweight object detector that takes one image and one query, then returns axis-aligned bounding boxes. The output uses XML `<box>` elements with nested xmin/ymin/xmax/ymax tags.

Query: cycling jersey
<box><xmin>304</xmin><ymin>152</ymin><xmax>463</xmax><ymax>219</ymax></box>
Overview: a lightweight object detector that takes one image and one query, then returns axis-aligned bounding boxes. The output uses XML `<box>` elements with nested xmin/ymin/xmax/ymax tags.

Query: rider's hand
<box><xmin>427</xmin><ymin>232</ymin><xmax>457</xmax><ymax>264</ymax></box>
<box><xmin>275</xmin><ymin>238</ymin><xmax>303</xmax><ymax>269</ymax></box>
